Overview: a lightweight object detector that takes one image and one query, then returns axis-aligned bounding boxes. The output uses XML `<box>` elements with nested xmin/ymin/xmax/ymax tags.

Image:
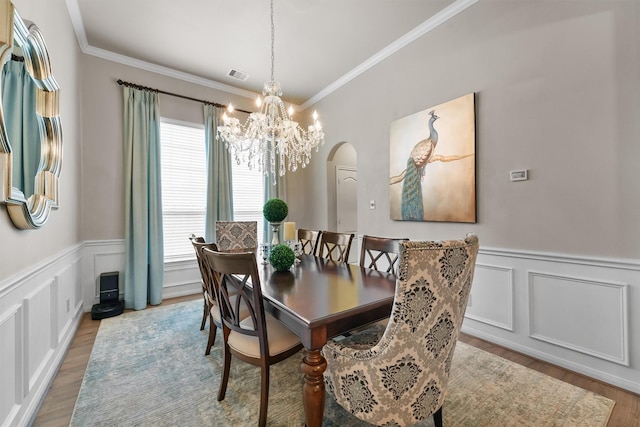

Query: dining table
<box><xmin>255</xmin><ymin>253</ymin><xmax>397</xmax><ymax>427</ymax></box>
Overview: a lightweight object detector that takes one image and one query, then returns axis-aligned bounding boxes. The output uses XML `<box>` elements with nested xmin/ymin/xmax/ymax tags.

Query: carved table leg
<box><xmin>300</xmin><ymin>349</ymin><xmax>328</xmax><ymax>427</ymax></box>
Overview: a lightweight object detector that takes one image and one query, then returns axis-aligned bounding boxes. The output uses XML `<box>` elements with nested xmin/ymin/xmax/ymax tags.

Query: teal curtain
<box><xmin>263</xmin><ymin>154</ymin><xmax>286</xmax><ymax>243</ymax></box>
<box><xmin>1</xmin><ymin>58</ymin><xmax>40</xmax><ymax>198</ymax></box>
<box><xmin>203</xmin><ymin>104</ymin><xmax>233</xmax><ymax>242</ymax></box>
<box><xmin>123</xmin><ymin>87</ymin><xmax>164</xmax><ymax>310</ymax></box>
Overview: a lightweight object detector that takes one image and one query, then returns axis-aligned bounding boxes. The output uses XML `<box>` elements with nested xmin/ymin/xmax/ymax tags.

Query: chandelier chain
<box><xmin>270</xmin><ymin>0</ymin><xmax>275</xmax><ymax>82</ymax></box>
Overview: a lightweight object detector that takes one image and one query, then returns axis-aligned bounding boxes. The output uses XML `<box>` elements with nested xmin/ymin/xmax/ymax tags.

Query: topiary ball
<box><xmin>263</xmin><ymin>198</ymin><xmax>288</xmax><ymax>223</ymax></box>
<box><xmin>269</xmin><ymin>244</ymin><xmax>296</xmax><ymax>271</ymax></box>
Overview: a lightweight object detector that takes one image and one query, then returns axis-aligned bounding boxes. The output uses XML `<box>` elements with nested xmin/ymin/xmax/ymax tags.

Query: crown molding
<box><xmin>301</xmin><ymin>0</ymin><xmax>480</xmax><ymax>110</ymax></box>
<box><xmin>65</xmin><ymin>0</ymin><xmax>480</xmax><ymax>107</ymax></box>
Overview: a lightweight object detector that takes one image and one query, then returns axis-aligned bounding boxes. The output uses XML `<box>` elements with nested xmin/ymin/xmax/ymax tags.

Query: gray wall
<box><xmin>0</xmin><ymin>0</ymin><xmax>82</xmax><ymax>280</ymax></box>
<box><xmin>2</xmin><ymin>0</ymin><xmax>637</xmax><ymax>278</ymax></box>
<box><xmin>294</xmin><ymin>0</ymin><xmax>640</xmax><ymax>259</ymax></box>
<box><xmin>79</xmin><ymin>55</ymin><xmax>257</xmax><ymax>241</ymax></box>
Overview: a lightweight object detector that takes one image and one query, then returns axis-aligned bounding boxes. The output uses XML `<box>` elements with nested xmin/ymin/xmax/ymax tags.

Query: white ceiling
<box><xmin>67</xmin><ymin>0</ymin><xmax>478</xmax><ymax>108</ymax></box>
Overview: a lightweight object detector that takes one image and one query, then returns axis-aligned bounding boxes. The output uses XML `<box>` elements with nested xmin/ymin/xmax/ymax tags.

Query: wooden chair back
<box><xmin>317</xmin><ymin>231</ymin><xmax>354</xmax><ymax>263</ymax></box>
<box><xmin>298</xmin><ymin>228</ymin><xmax>321</xmax><ymax>255</ymax></box>
<box><xmin>202</xmin><ymin>249</ymin><xmax>267</xmax><ymax>352</ymax></box>
<box><xmin>190</xmin><ymin>238</ymin><xmax>220</xmax><ymax>354</ymax></box>
<box><xmin>359</xmin><ymin>235</ymin><xmax>408</xmax><ymax>274</ymax></box>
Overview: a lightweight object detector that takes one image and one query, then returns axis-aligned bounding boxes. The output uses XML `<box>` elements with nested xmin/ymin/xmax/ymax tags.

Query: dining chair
<box><xmin>215</xmin><ymin>221</ymin><xmax>258</xmax><ymax>251</ymax></box>
<box><xmin>202</xmin><ymin>249</ymin><xmax>303</xmax><ymax>427</ymax></box>
<box><xmin>190</xmin><ymin>238</ymin><xmax>223</xmax><ymax>355</ymax></box>
<box><xmin>317</xmin><ymin>230</ymin><xmax>354</xmax><ymax>263</ymax></box>
<box><xmin>322</xmin><ymin>235</ymin><xmax>479</xmax><ymax>427</ymax></box>
<box><xmin>189</xmin><ymin>235</ymin><xmax>210</xmax><ymax>332</ymax></box>
<box><xmin>359</xmin><ymin>235</ymin><xmax>409</xmax><ymax>274</ymax></box>
<box><xmin>297</xmin><ymin>228</ymin><xmax>321</xmax><ymax>255</ymax></box>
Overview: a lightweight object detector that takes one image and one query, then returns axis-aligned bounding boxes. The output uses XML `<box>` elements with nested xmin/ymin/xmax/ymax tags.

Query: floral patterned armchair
<box><xmin>215</xmin><ymin>221</ymin><xmax>257</xmax><ymax>251</ymax></box>
<box><xmin>322</xmin><ymin>235</ymin><xmax>479</xmax><ymax>427</ymax></box>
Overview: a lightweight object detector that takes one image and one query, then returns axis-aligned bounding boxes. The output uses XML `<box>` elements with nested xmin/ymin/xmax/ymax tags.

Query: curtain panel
<box><xmin>123</xmin><ymin>87</ymin><xmax>164</xmax><ymax>310</ymax></box>
<box><xmin>203</xmin><ymin>104</ymin><xmax>233</xmax><ymax>242</ymax></box>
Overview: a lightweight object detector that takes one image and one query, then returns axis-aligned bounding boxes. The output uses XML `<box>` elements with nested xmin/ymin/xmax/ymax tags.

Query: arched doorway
<box><xmin>326</xmin><ymin>141</ymin><xmax>357</xmax><ymax>235</ymax></box>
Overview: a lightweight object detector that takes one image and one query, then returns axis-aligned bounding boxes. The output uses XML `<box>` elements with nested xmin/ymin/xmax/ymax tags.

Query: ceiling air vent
<box><xmin>227</xmin><ymin>69</ymin><xmax>249</xmax><ymax>81</ymax></box>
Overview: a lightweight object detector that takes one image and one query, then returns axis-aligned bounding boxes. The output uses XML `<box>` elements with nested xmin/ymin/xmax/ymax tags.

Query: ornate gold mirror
<box><xmin>0</xmin><ymin>0</ymin><xmax>62</xmax><ymax>229</ymax></box>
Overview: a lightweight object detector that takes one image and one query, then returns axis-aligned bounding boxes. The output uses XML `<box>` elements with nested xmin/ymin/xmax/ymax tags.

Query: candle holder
<box><xmin>293</xmin><ymin>241</ymin><xmax>302</xmax><ymax>264</ymax></box>
<box><xmin>270</xmin><ymin>222</ymin><xmax>282</xmax><ymax>245</ymax></box>
<box><xmin>259</xmin><ymin>243</ymin><xmax>271</xmax><ymax>265</ymax></box>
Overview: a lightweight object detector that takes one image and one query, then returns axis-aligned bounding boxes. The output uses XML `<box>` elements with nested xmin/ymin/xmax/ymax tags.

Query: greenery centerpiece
<box><xmin>263</xmin><ymin>198</ymin><xmax>288</xmax><ymax>244</ymax></box>
<box><xmin>268</xmin><ymin>244</ymin><xmax>296</xmax><ymax>271</ymax></box>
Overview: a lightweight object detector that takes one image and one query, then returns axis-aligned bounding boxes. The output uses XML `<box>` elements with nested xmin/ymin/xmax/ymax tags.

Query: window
<box><xmin>232</xmin><ymin>161</ymin><xmax>265</xmax><ymax>243</ymax></box>
<box><xmin>160</xmin><ymin>120</ymin><xmax>206</xmax><ymax>261</ymax></box>
<box><xmin>160</xmin><ymin>119</ymin><xmax>265</xmax><ymax>262</ymax></box>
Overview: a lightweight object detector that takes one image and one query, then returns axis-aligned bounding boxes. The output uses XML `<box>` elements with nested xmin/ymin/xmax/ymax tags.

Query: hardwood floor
<box><xmin>33</xmin><ymin>295</ymin><xmax>639</xmax><ymax>426</ymax></box>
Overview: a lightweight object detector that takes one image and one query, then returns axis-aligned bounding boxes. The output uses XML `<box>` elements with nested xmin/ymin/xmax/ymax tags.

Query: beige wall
<box><xmin>0</xmin><ymin>0</ymin><xmax>82</xmax><ymax>279</ymax></box>
<box><xmin>296</xmin><ymin>0</ymin><xmax>640</xmax><ymax>259</ymax></box>
<box><xmin>3</xmin><ymin>0</ymin><xmax>637</xmax><ymax>286</ymax></box>
<box><xmin>79</xmin><ymin>55</ymin><xmax>257</xmax><ymax>240</ymax></box>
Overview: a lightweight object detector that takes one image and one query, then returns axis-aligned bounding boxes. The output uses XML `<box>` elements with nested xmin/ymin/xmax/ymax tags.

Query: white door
<box><xmin>336</xmin><ymin>167</ymin><xmax>357</xmax><ymax>233</ymax></box>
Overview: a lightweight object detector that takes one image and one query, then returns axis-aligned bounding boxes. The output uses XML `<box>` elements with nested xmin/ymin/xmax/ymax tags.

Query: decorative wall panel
<box><xmin>528</xmin><ymin>271</ymin><xmax>628</xmax><ymax>365</ymax></box>
<box><xmin>0</xmin><ymin>305</ymin><xmax>22</xmax><ymax>427</ymax></box>
<box><xmin>465</xmin><ymin>263</ymin><xmax>513</xmax><ymax>330</ymax></box>
<box><xmin>24</xmin><ymin>280</ymin><xmax>55</xmax><ymax>391</ymax></box>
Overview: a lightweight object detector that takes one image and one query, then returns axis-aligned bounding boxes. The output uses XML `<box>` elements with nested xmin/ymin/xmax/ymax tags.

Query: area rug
<box><xmin>70</xmin><ymin>300</ymin><xmax>614</xmax><ymax>426</ymax></box>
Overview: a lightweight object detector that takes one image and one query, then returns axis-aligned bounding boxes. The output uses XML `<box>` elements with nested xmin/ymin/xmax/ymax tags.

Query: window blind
<box><xmin>160</xmin><ymin>120</ymin><xmax>207</xmax><ymax>261</ymax></box>
<box><xmin>232</xmin><ymin>160</ymin><xmax>265</xmax><ymax>244</ymax></box>
<box><xmin>160</xmin><ymin>119</ymin><xmax>265</xmax><ymax>263</ymax></box>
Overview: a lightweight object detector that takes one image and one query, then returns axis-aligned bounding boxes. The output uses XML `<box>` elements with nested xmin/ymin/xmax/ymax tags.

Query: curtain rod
<box><xmin>116</xmin><ymin>79</ymin><xmax>252</xmax><ymax>114</ymax></box>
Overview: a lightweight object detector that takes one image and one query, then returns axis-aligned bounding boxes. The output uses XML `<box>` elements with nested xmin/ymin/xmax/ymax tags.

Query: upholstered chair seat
<box><xmin>228</xmin><ymin>314</ymin><xmax>302</xmax><ymax>358</ymax></box>
<box><xmin>322</xmin><ymin>236</ymin><xmax>479</xmax><ymax>427</ymax></box>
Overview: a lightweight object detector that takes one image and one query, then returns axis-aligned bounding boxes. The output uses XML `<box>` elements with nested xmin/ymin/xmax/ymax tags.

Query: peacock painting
<box><xmin>389</xmin><ymin>93</ymin><xmax>476</xmax><ymax>223</ymax></box>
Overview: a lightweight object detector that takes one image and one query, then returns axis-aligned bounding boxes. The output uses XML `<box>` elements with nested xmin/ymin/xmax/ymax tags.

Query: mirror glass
<box><xmin>0</xmin><ymin>1</ymin><xmax>62</xmax><ymax>229</ymax></box>
<box><xmin>2</xmin><ymin>46</ymin><xmax>41</xmax><ymax>200</ymax></box>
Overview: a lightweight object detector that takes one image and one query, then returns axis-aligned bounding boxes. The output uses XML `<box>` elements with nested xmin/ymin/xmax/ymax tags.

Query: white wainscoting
<box><xmin>0</xmin><ymin>240</ymin><xmax>201</xmax><ymax>427</ymax></box>
<box><xmin>1</xmin><ymin>241</ymin><xmax>639</xmax><ymax>426</ymax></box>
<box><xmin>528</xmin><ymin>271</ymin><xmax>628</xmax><ymax>366</ymax></box>
<box><xmin>0</xmin><ymin>245</ymin><xmax>83</xmax><ymax>427</ymax></box>
<box><xmin>81</xmin><ymin>240</ymin><xmax>200</xmax><ymax>308</ymax></box>
<box><xmin>463</xmin><ymin>248</ymin><xmax>640</xmax><ymax>394</ymax></box>
<box><xmin>465</xmin><ymin>263</ymin><xmax>514</xmax><ymax>331</ymax></box>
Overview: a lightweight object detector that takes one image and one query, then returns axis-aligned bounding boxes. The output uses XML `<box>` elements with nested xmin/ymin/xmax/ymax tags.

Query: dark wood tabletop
<box><xmin>255</xmin><ymin>254</ymin><xmax>396</xmax><ymax>426</ymax></box>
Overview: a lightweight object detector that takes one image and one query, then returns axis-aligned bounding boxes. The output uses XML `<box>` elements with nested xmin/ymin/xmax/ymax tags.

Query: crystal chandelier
<box><xmin>216</xmin><ymin>0</ymin><xmax>324</xmax><ymax>179</ymax></box>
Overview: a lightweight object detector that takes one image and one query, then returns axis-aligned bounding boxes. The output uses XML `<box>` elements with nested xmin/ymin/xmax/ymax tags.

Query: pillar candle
<box><xmin>283</xmin><ymin>222</ymin><xmax>295</xmax><ymax>241</ymax></box>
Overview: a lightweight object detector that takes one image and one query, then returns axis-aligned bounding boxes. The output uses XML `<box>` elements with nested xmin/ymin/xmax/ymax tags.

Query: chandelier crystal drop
<box><xmin>216</xmin><ymin>0</ymin><xmax>324</xmax><ymax>179</ymax></box>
